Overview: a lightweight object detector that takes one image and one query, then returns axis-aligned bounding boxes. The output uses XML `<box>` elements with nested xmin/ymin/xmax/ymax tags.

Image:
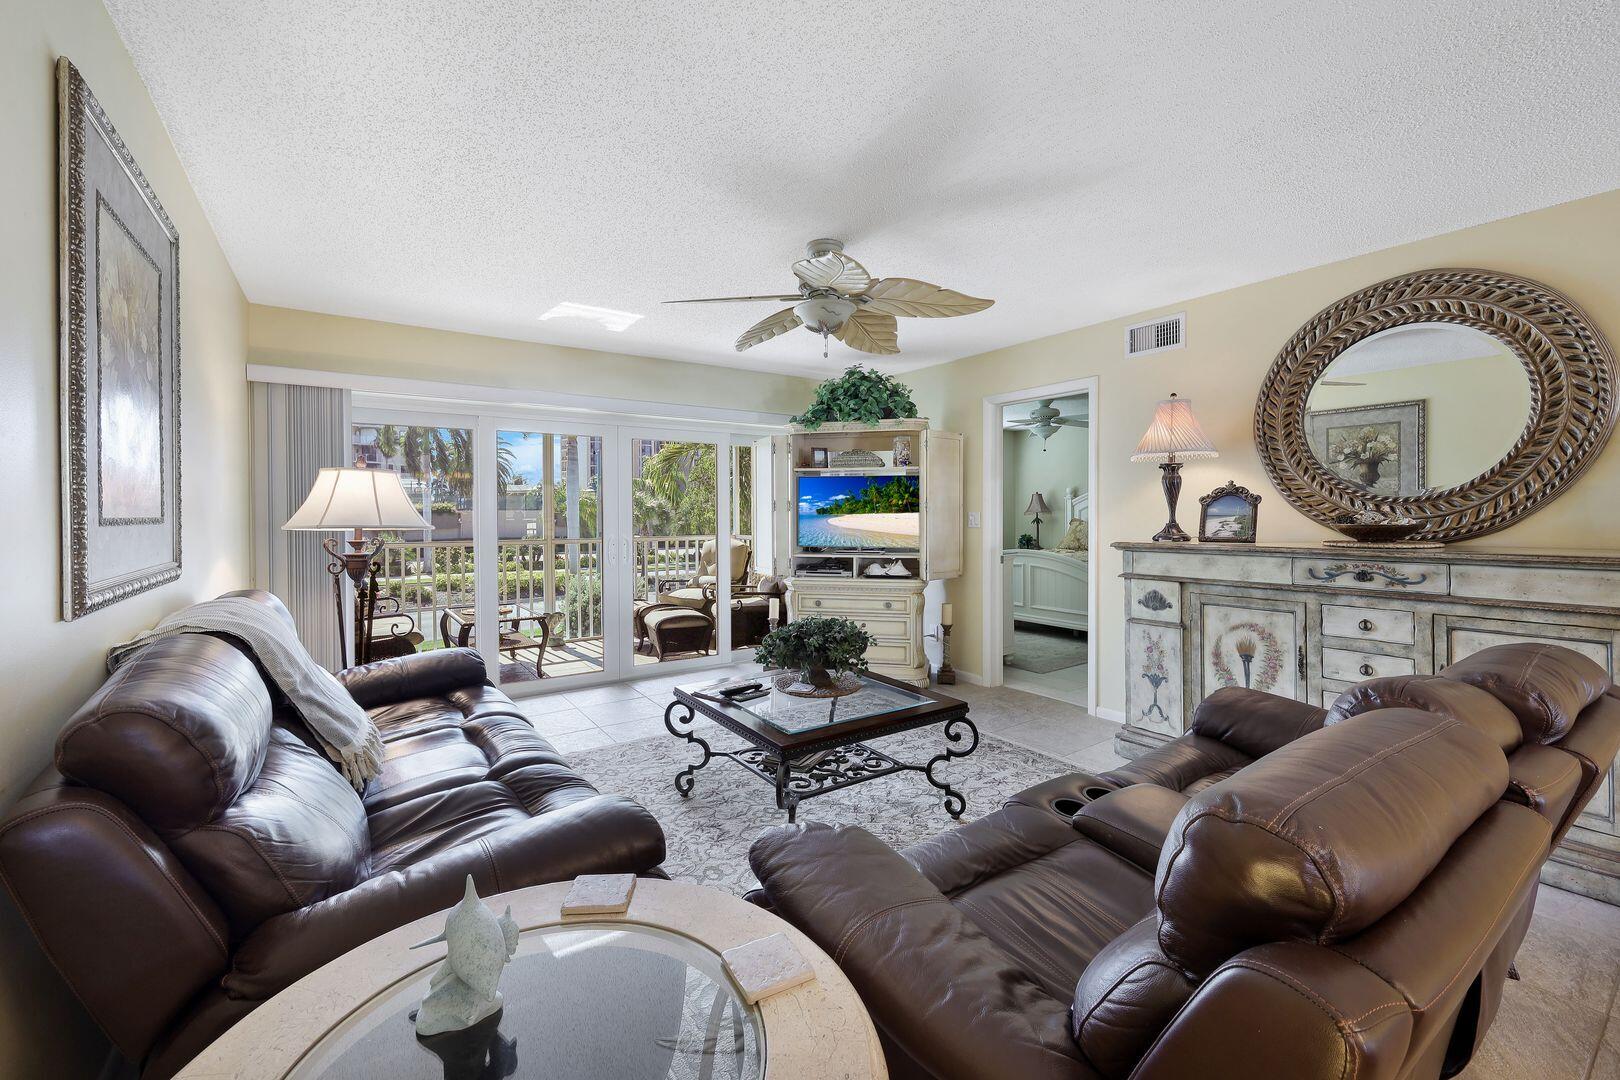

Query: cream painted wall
<box><xmin>248</xmin><ymin>304</ymin><xmax>819</xmax><ymax>416</ymax></box>
<box><xmin>910</xmin><ymin>188</ymin><xmax>1620</xmax><ymax>715</ymax></box>
<box><xmin>0</xmin><ymin>0</ymin><xmax>252</xmax><ymax>1073</ymax></box>
<box><xmin>1003</xmin><ymin>424</ymin><xmax>1088</xmax><ymax>549</ymax></box>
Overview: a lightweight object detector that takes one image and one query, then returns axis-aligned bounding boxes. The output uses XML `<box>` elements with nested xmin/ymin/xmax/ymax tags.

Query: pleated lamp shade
<box><xmin>1131</xmin><ymin>394</ymin><xmax>1218</xmax><ymax>462</ymax></box>
<box><xmin>282</xmin><ymin>467</ymin><xmax>432</xmax><ymax>532</ymax></box>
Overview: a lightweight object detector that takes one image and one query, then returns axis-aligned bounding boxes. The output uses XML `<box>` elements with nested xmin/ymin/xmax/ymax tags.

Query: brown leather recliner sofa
<box><xmin>0</xmin><ymin>590</ymin><xmax>666</xmax><ymax>1078</ymax></box>
<box><xmin>749</xmin><ymin>642</ymin><xmax>1620</xmax><ymax>1079</ymax></box>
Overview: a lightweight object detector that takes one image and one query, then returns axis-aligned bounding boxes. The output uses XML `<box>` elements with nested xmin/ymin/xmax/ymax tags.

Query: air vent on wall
<box><xmin>1126</xmin><ymin>313</ymin><xmax>1185</xmax><ymax>357</ymax></box>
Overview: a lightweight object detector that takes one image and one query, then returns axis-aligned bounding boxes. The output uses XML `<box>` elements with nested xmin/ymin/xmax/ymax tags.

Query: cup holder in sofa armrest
<box><xmin>1052</xmin><ymin>785</ymin><xmax>1117</xmax><ymax>820</ymax></box>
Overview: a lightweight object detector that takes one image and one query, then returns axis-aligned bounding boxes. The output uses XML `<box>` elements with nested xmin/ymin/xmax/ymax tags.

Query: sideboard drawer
<box><xmin>1322</xmin><ymin>647</ymin><xmax>1417</xmax><ymax>682</ymax></box>
<box><xmin>797</xmin><ymin>593</ymin><xmax>911</xmax><ymax>617</ymax></box>
<box><xmin>845</xmin><ymin>616</ymin><xmax>910</xmax><ymax>640</ymax></box>
<box><xmin>1292</xmin><ymin>558</ymin><xmax>1449</xmax><ymax>595</ymax></box>
<box><xmin>1322</xmin><ymin>605</ymin><xmax>1416</xmax><ymax>645</ymax></box>
<box><xmin>865</xmin><ymin>640</ymin><xmax>916</xmax><ymax>668</ymax></box>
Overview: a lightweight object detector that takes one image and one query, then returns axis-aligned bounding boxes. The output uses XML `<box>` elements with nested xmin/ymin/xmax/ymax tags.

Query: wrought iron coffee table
<box><xmin>665</xmin><ymin>672</ymin><xmax>978</xmax><ymax>822</ymax></box>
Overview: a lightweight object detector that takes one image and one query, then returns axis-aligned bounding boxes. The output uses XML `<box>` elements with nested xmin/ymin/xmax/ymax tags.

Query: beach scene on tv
<box><xmin>797</xmin><ymin>475</ymin><xmax>921</xmax><ymax>550</ymax></box>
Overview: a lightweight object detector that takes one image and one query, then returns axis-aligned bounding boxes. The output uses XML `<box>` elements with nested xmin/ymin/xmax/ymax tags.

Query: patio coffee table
<box><xmin>666</xmin><ymin>672</ymin><xmax>977</xmax><ymax>822</ymax></box>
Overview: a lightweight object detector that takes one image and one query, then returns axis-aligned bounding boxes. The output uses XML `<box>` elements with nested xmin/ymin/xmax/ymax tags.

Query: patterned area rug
<box><xmin>1005</xmin><ymin>625</ymin><xmax>1089</xmax><ymax>673</ymax></box>
<box><xmin>569</xmin><ymin>722</ymin><xmax>1071</xmax><ymax>894</ymax></box>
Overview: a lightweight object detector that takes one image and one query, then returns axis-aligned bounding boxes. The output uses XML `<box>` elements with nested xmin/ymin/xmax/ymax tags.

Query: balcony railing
<box><xmin>374</xmin><ymin>533</ymin><xmax>748</xmax><ymax>650</ymax></box>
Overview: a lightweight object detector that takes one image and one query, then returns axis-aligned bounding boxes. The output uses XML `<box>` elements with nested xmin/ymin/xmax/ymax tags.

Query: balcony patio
<box><xmin>372</xmin><ymin>533</ymin><xmax>753</xmax><ymax>685</ymax></box>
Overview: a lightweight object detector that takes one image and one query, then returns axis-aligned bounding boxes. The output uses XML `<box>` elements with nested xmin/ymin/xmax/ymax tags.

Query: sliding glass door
<box><xmin>492</xmin><ymin>428</ymin><xmax>607</xmax><ymax>687</ymax></box>
<box><xmin>354</xmin><ymin>405</ymin><xmax>755</xmax><ymax>694</ymax></box>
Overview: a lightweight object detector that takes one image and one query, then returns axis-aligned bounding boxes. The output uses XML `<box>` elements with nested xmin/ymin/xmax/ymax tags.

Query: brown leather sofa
<box><xmin>749</xmin><ymin>642</ymin><xmax>1620</xmax><ymax>1079</ymax></box>
<box><xmin>0</xmin><ymin>590</ymin><xmax>666</xmax><ymax>1078</ymax></box>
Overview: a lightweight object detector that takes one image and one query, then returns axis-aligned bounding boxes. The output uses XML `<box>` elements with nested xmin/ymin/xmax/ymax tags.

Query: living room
<box><xmin>6</xmin><ymin>2</ymin><xmax>1620</xmax><ymax>1078</ymax></box>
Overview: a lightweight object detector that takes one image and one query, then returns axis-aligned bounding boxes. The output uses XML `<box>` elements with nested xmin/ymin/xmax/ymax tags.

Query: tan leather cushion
<box><xmin>1326</xmin><ymin>674</ymin><xmax>1523</xmax><ymax>753</ymax></box>
<box><xmin>1441</xmin><ymin>642</ymin><xmax>1613</xmax><ymax>745</ymax></box>
<box><xmin>1155</xmin><ymin>709</ymin><xmax>1506</xmax><ymax>977</ymax></box>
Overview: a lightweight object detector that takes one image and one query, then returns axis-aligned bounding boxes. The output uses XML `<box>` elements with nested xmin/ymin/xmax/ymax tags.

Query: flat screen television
<box><xmin>796</xmin><ymin>474</ymin><xmax>921</xmax><ymax>551</ymax></box>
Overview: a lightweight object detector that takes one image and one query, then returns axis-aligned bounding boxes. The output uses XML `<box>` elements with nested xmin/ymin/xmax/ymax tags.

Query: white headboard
<box><xmin>1066</xmin><ymin>487</ymin><xmax>1090</xmax><ymax>524</ymax></box>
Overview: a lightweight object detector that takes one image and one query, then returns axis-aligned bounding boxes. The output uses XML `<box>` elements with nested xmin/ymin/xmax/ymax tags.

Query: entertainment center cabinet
<box><xmin>752</xmin><ymin>419</ymin><xmax>963</xmax><ymax>685</ymax></box>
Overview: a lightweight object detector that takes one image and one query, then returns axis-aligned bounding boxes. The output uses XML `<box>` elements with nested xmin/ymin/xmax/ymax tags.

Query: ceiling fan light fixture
<box><xmin>794</xmin><ymin>295</ymin><xmax>856</xmax><ymax>334</ymax></box>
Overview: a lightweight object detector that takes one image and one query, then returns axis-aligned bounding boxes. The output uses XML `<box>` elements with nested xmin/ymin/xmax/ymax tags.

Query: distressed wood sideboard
<box><xmin>1116</xmin><ymin>541</ymin><xmax>1620</xmax><ymax>903</ymax></box>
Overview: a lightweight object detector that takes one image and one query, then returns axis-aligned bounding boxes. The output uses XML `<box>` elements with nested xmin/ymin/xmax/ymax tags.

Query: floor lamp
<box><xmin>1130</xmin><ymin>393</ymin><xmax>1217</xmax><ymax>542</ymax></box>
<box><xmin>283</xmin><ymin>465</ymin><xmax>432</xmax><ymax>668</ymax></box>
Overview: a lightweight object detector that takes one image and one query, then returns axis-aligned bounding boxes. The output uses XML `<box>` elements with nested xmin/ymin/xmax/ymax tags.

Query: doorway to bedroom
<box><xmin>983</xmin><ymin>379</ymin><xmax>1097</xmax><ymax>711</ymax></box>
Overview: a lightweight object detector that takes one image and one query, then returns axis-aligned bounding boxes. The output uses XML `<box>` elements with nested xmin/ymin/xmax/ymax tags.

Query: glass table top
<box><xmin>682</xmin><ymin>673</ymin><xmax>931</xmax><ymax>735</ymax></box>
<box><xmin>290</xmin><ymin>922</ymin><xmax>763</xmax><ymax>1080</ymax></box>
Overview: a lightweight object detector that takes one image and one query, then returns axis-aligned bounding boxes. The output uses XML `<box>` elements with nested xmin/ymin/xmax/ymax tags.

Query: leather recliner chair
<box><xmin>1038</xmin><ymin>642</ymin><xmax>1620</xmax><ymax>851</ymax></box>
<box><xmin>749</xmin><ymin>642</ymin><xmax>1620</xmax><ymax>1080</ymax></box>
<box><xmin>0</xmin><ymin>590</ymin><xmax>667</xmax><ymax>1077</ymax></box>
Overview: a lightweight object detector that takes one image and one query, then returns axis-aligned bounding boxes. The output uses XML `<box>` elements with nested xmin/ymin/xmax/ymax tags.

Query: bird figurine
<box><xmin>410</xmin><ymin>876</ymin><xmax>521</xmax><ymax>1036</ymax></box>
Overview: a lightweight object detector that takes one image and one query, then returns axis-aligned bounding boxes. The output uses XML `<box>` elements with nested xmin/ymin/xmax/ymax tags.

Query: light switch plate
<box><xmin>967</xmin><ymin>511</ymin><xmax>981</xmax><ymax>528</ymax></box>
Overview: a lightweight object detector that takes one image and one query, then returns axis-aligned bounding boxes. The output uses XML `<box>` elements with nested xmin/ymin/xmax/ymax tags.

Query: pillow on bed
<box><xmin>1056</xmin><ymin>519</ymin><xmax>1088</xmax><ymax>551</ymax></box>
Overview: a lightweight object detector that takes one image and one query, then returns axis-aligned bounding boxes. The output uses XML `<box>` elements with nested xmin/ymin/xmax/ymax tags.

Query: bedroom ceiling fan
<box><xmin>1006</xmin><ymin>399</ymin><xmax>1088</xmax><ymax>447</ymax></box>
<box><xmin>665</xmin><ymin>239</ymin><xmax>993</xmax><ymax>358</ymax></box>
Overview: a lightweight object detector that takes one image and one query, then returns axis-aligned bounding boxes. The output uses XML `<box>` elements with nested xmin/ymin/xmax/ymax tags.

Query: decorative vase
<box><xmin>1355</xmin><ymin>459</ymin><xmax>1382</xmax><ymax>487</ymax></box>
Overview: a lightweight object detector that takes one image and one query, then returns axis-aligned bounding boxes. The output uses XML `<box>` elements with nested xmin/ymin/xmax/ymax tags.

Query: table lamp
<box><xmin>283</xmin><ymin>464</ymin><xmax>431</xmax><ymax>667</ymax></box>
<box><xmin>1131</xmin><ymin>393</ymin><xmax>1217</xmax><ymax>542</ymax></box>
<box><xmin>1024</xmin><ymin>492</ymin><xmax>1052</xmax><ymax>548</ymax></box>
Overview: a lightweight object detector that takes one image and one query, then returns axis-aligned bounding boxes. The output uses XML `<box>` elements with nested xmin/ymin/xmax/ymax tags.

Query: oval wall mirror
<box><xmin>1256</xmin><ymin>268</ymin><xmax>1617</xmax><ymax>542</ymax></box>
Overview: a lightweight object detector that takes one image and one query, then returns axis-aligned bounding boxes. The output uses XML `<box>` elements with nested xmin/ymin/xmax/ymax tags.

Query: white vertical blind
<box><xmin>252</xmin><ymin>382</ymin><xmax>351</xmax><ymax>669</ymax></box>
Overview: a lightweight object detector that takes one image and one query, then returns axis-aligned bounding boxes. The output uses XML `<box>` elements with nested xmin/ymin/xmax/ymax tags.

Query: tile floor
<box><xmin>517</xmin><ymin>662</ymin><xmax>1620</xmax><ymax>1079</ymax></box>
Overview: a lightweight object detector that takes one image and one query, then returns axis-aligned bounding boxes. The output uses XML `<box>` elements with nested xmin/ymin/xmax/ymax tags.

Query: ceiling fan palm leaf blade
<box><xmin>792</xmin><ymin>252</ymin><xmax>872</xmax><ymax>294</ymax></box>
<box><xmin>834</xmin><ymin>310</ymin><xmax>900</xmax><ymax>355</ymax></box>
<box><xmin>734</xmin><ymin>307</ymin><xmax>803</xmax><ymax>351</ymax></box>
<box><xmin>665</xmin><ymin>294</ymin><xmax>803</xmax><ymax>304</ymax></box>
<box><xmin>861</xmin><ymin>277</ymin><xmax>994</xmax><ymax>318</ymax></box>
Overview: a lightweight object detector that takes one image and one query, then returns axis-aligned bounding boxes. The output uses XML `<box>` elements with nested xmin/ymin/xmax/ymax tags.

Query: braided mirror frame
<box><xmin>1255</xmin><ymin>268</ymin><xmax>1617</xmax><ymax>543</ymax></box>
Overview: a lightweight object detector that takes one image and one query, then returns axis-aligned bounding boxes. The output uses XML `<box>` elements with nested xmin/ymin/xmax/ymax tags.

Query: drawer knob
<box><xmin>814</xmin><ymin>600</ymin><xmax>822</xmax><ymax>608</ymax></box>
<box><xmin>1358</xmin><ymin>619</ymin><xmax>1374</xmax><ymax>632</ymax></box>
<box><xmin>1359</xmin><ymin>663</ymin><xmax>1375</xmax><ymax>677</ymax></box>
<box><xmin>884</xmin><ymin>601</ymin><xmax>893</xmax><ymax>610</ymax></box>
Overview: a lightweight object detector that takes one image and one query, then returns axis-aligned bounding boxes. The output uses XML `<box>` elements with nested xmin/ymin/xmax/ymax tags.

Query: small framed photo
<box><xmin>810</xmin><ymin>447</ymin><xmax>830</xmax><ymax>468</ymax></box>
<box><xmin>1198</xmin><ymin>482</ymin><xmax>1260</xmax><ymax>543</ymax></box>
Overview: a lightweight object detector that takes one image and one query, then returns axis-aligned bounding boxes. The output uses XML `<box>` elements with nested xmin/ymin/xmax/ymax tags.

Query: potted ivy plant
<box><xmin>754</xmin><ymin>615</ymin><xmax>874</xmax><ymax>693</ymax></box>
<box><xmin>792</xmin><ymin>365</ymin><xmax>920</xmax><ymax>430</ymax></box>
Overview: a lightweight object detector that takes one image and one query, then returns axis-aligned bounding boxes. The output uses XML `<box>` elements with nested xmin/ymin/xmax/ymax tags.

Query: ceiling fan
<box><xmin>665</xmin><ymin>239</ymin><xmax>993</xmax><ymax>357</ymax></box>
<box><xmin>1006</xmin><ymin>400</ymin><xmax>1089</xmax><ymax>446</ymax></box>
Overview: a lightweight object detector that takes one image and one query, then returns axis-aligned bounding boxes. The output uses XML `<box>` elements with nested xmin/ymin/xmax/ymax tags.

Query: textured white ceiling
<box><xmin>104</xmin><ymin>1</ymin><xmax>1620</xmax><ymax>375</ymax></box>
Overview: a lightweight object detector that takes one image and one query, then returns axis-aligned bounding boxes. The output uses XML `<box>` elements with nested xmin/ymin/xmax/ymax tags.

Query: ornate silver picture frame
<box><xmin>59</xmin><ymin>58</ymin><xmax>181</xmax><ymax>619</ymax></box>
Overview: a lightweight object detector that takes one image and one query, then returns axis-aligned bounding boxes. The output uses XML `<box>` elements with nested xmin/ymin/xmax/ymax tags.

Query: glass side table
<box><xmin>291</xmin><ymin>922</ymin><xmax>762</xmax><ymax>1080</ymax></box>
<box><xmin>179</xmin><ymin>880</ymin><xmax>886</xmax><ymax>1080</ymax></box>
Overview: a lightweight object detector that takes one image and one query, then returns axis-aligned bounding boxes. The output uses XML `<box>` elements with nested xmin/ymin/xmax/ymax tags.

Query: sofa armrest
<box><xmin>1072</xmin><ymin>784</ymin><xmax>1190</xmax><ymax>873</ymax></box>
<box><xmin>1099</xmin><ymin>734</ymin><xmax>1251</xmax><ymax>792</ymax></box>
<box><xmin>224</xmin><ymin>793</ymin><xmax>663</xmax><ymax>1000</ymax></box>
<box><xmin>750</xmin><ymin>823</ymin><xmax>1088</xmax><ymax>1080</ymax></box>
<box><xmin>1190</xmin><ymin>686</ymin><xmax>1327</xmax><ymax>758</ymax></box>
<box><xmin>337</xmin><ymin>647</ymin><xmax>490</xmax><ymax>709</ymax></box>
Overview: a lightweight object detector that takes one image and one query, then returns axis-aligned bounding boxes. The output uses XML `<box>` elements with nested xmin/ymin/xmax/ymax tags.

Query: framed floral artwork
<box><xmin>58</xmin><ymin>58</ymin><xmax>182</xmax><ymax>619</ymax></box>
<box><xmin>1305</xmin><ymin>400</ymin><xmax>1426</xmax><ymax>496</ymax></box>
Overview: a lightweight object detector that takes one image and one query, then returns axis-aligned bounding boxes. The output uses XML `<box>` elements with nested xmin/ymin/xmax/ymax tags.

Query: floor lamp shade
<box><xmin>281</xmin><ymin>467</ymin><xmax>430</xmax><ymax>669</ymax></box>
<box><xmin>1131</xmin><ymin>394</ymin><xmax>1216</xmax><ymax>542</ymax></box>
<box><xmin>282</xmin><ymin>467</ymin><xmax>431</xmax><ymax>532</ymax></box>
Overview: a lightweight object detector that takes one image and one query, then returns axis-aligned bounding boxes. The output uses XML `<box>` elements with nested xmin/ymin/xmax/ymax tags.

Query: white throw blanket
<box><xmin>108</xmin><ymin>596</ymin><xmax>382</xmax><ymax>790</ymax></box>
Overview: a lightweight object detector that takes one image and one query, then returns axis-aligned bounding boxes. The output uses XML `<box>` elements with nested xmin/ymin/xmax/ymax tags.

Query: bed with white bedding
<box><xmin>1002</xmin><ymin>489</ymin><xmax>1089</xmax><ymax>635</ymax></box>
